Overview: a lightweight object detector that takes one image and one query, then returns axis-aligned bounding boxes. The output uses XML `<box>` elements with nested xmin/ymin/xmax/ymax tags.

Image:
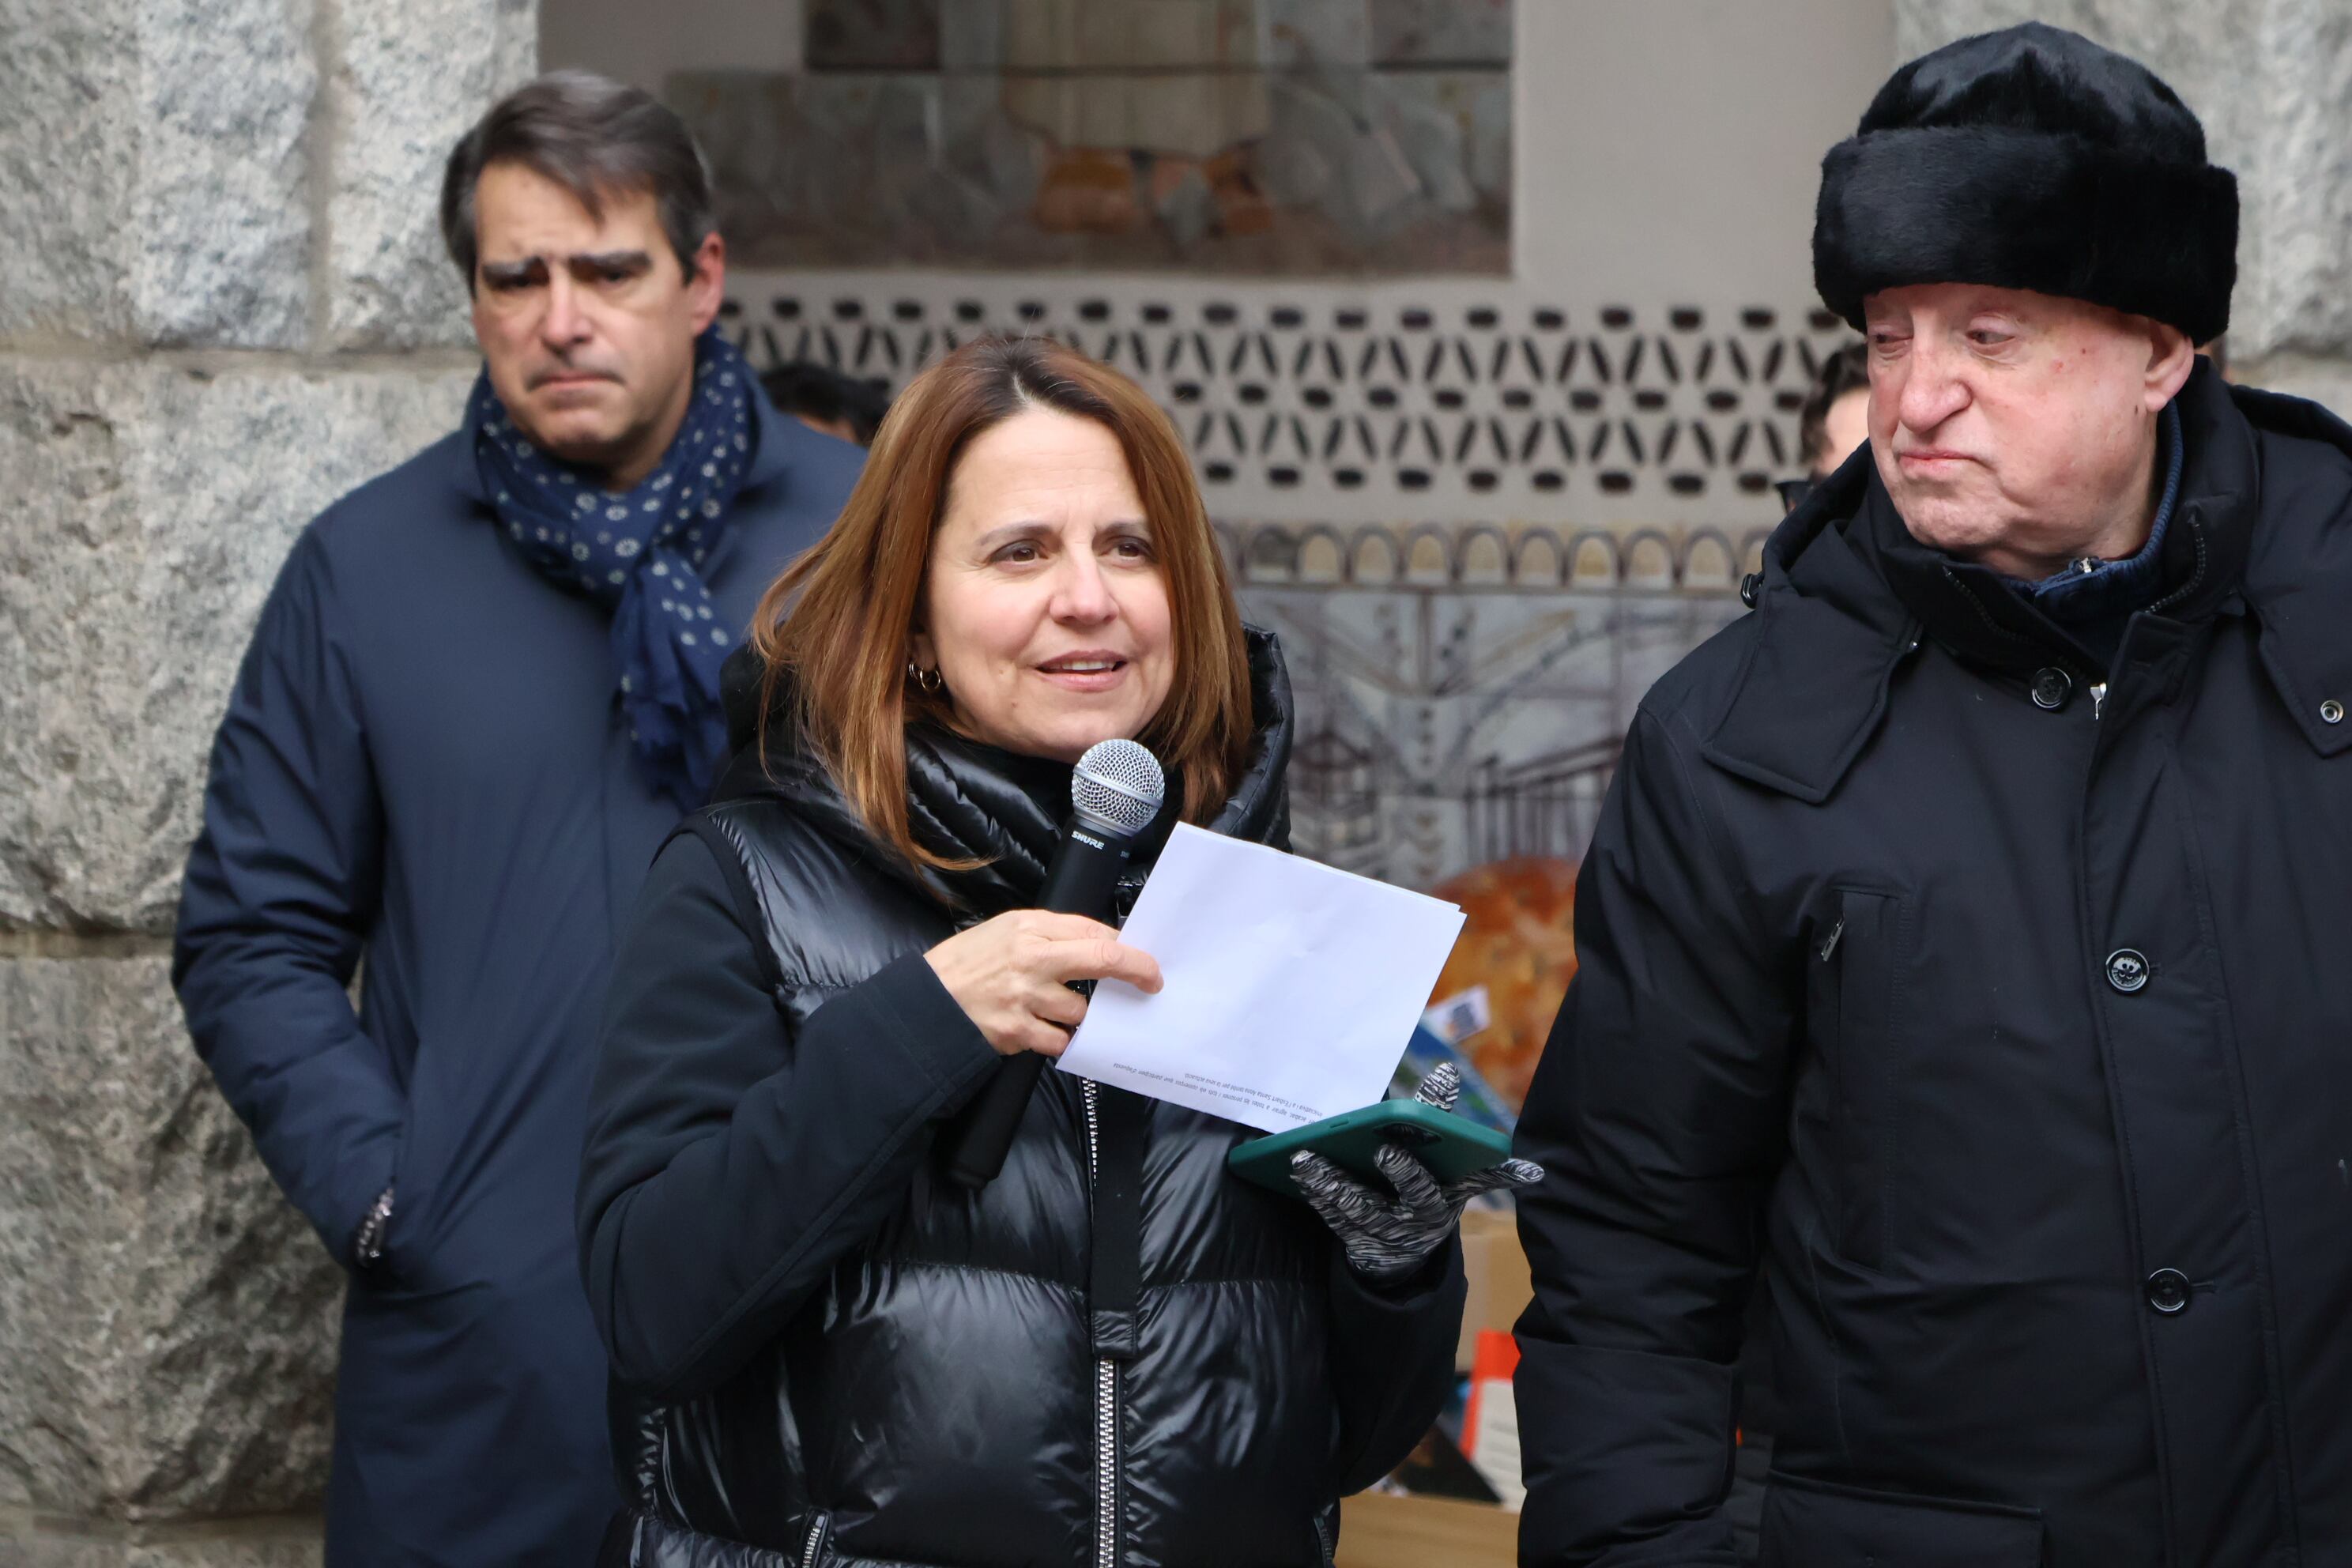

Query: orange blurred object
<box><xmin>1427</xmin><ymin>857</ymin><xmax>1580</xmax><ymax>1111</ymax></box>
<box><xmin>1033</xmin><ymin>147</ymin><xmax>1142</xmax><ymax>234</ymax></box>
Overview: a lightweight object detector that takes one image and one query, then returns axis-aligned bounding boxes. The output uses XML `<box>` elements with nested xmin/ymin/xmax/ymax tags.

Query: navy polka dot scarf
<box><xmin>471</xmin><ymin>328</ymin><xmax>755</xmax><ymax>808</ymax></box>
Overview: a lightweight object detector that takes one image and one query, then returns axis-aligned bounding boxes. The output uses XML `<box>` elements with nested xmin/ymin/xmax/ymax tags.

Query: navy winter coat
<box><xmin>1517</xmin><ymin>362</ymin><xmax>2352</xmax><ymax>1567</ymax></box>
<box><xmin>172</xmin><ymin>386</ymin><xmax>862</xmax><ymax>1566</ymax></box>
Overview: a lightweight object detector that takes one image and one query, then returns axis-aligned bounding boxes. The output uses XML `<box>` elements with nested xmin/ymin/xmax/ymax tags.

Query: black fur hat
<box><xmin>1815</xmin><ymin>23</ymin><xmax>2237</xmax><ymax>344</ymax></box>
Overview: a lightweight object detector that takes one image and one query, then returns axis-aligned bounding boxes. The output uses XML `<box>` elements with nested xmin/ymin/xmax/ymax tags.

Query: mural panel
<box><xmin>1226</xmin><ymin>521</ymin><xmax>1740</xmax><ymax>890</ymax></box>
<box><xmin>679</xmin><ymin>0</ymin><xmax>1510</xmax><ymax>273</ymax></box>
<box><xmin>1227</xmin><ymin>519</ymin><xmax>1743</xmax><ymax>1110</ymax></box>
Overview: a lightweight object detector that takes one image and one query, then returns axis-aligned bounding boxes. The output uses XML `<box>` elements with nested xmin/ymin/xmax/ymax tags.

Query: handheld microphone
<box><xmin>938</xmin><ymin>737</ymin><xmax>1167</xmax><ymax>1189</ymax></box>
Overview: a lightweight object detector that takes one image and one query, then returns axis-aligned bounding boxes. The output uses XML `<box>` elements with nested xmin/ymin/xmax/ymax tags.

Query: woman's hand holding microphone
<box><xmin>925</xmin><ymin>910</ymin><xmax>1162</xmax><ymax>1058</ymax></box>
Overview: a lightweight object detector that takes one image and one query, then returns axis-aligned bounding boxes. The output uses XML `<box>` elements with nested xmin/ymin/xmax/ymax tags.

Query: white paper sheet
<box><xmin>1054</xmin><ymin>824</ymin><xmax>1468</xmax><ymax>1130</ymax></box>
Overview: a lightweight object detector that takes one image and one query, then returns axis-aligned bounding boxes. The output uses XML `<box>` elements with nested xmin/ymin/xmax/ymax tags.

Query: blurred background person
<box><xmin>1802</xmin><ymin>341</ymin><xmax>1871</xmax><ymax>478</ymax></box>
<box><xmin>171</xmin><ymin>72</ymin><xmax>861</xmax><ymax>1566</ymax></box>
<box><xmin>1778</xmin><ymin>340</ymin><xmax>1870</xmax><ymax>513</ymax></box>
<box><xmin>760</xmin><ymin>358</ymin><xmax>892</xmax><ymax>447</ymax></box>
<box><xmin>577</xmin><ymin>335</ymin><xmax>1532</xmax><ymax>1567</ymax></box>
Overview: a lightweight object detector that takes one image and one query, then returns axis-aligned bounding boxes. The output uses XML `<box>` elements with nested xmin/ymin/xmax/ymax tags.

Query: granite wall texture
<box><xmin>0</xmin><ymin>0</ymin><xmax>530</xmax><ymax>1559</ymax></box>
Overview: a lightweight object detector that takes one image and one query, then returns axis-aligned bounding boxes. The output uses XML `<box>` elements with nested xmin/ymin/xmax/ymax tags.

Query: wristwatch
<box><xmin>352</xmin><ymin>1183</ymin><xmax>395</xmax><ymax>1271</ymax></box>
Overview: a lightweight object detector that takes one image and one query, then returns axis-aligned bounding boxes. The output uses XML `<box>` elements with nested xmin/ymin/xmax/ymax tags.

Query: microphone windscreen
<box><xmin>1072</xmin><ymin>738</ymin><xmax>1164</xmax><ymax>836</ymax></box>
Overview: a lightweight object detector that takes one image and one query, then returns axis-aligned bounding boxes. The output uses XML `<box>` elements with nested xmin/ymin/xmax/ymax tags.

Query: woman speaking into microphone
<box><xmin>577</xmin><ymin>335</ymin><xmax>1528</xmax><ymax>1568</ymax></box>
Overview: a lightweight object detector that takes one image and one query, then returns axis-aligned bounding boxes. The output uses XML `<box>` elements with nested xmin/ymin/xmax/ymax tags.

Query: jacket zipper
<box><xmin>2091</xmin><ymin>681</ymin><xmax>2109</xmax><ymax>720</ymax></box>
<box><xmin>1313</xmin><ymin>1510</ymin><xmax>1336</xmax><ymax>1568</ymax></box>
<box><xmin>1938</xmin><ymin>565</ymin><xmax>2041</xmax><ymax>650</ymax></box>
<box><xmin>1084</xmin><ymin>1080</ymin><xmax>1119</xmax><ymax>1568</ymax></box>
<box><xmin>799</xmin><ymin>1510</ymin><xmax>830</xmax><ymax>1568</ymax></box>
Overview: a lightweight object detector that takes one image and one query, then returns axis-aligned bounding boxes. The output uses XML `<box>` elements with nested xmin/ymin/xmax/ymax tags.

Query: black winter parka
<box><xmin>579</xmin><ymin>630</ymin><xmax>1464</xmax><ymax>1568</ymax></box>
<box><xmin>1516</xmin><ymin>363</ymin><xmax>2352</xmax><ymax>1568</ymax></box>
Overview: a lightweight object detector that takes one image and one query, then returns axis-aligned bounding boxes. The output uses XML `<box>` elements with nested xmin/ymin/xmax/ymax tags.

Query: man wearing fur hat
<box><xmin>1515</xmin><ymin>24</ymin><xmax>2352</xmax><ymax>1566</ymax></box>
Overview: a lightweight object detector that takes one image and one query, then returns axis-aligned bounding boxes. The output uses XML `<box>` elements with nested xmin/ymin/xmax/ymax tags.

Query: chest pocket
<box><xmin>1809</xmin><ymin>887</ymin><xmax>1908</xmax><ymax>1272</ymax></box>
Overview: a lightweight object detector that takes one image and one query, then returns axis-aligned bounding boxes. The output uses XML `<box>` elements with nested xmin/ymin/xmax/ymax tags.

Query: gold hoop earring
<box><xmin>905</xmin><ymin>661</ymin><xmax>943</xmax><ymax>695</ymax></box>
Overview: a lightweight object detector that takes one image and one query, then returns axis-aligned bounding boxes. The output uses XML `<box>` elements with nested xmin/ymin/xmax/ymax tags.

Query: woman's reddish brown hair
<box><xmin>748</xmin><ymin>334</ymin><xmax>1254</xmax><ymax>873</ymax></box>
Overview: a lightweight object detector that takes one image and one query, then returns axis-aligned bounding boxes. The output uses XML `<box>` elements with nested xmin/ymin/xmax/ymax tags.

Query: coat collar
<box><xmin>2233</xmin><ymin>383</ymin><xmax>2352</xmax><ymax>757</ymax></box>
<box><xmin>1700</xmin><ymin>449</ymin><xmax>1919</xmax><ymax>805</ymax></box>
<box><xmin>1703</xmin><ymin>360</ymin><xmax>2352</xmax><ymax>800</ymax></box>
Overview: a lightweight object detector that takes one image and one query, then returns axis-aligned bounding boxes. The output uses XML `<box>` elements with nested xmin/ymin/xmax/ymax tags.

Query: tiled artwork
<box><xmin>1226</xmin><ymin>522</ymin><xmax>1741</xmax><ymax>888</ymax></box>
<box><xmin>1225</xmin><ymin>522</ymin><xmax>1736</xmax><ymax>1102</ymax></box>
<box><xmin>676</xmin><ymin>0</ymin><xmax>1510</xmax><ymax>273</ymax></box>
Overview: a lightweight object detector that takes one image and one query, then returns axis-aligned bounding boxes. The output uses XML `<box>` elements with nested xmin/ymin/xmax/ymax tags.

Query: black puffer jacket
<box><xmin>1516</xmin><ymin>363</ymin><xmax>2352</xmax><ymax>1566</ymax></box>
<box><xmin>579</xmin><ymin>629</ymin><xmax>1464</xmax><ymax>1568</ymax></box>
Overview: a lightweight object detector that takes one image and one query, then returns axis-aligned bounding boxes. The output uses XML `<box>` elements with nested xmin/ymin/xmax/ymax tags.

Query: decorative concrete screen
<box><xmin>726</xmin><ymin>273</ymin><xmax>1852</xmax><ymax>528</ymax></box>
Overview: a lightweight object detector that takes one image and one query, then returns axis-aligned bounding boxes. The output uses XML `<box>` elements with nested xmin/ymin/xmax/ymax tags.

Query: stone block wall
<box><xmin>1892</xmin><ymin>0</ymin><xmax>2352</xmax><ymax>409</ymax></box>
<box><xmin>0</xmin><ymin>0</ymin><xmax>531</xmax><ymax>1560</ymax></box>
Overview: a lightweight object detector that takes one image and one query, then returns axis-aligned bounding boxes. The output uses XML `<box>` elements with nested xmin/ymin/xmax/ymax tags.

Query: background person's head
<box><xmin>1799</xmin><ymin>341</ymin><xmax>1871</xmax><ymax>481</ymax></box>
<box><xmin>442</xmin><ymin>71</ymin><xmax>725</xmax><ymax>488</ymax></box>
<box><xmin>1813</xmin><ymin>23</ymin><xmax>2233</xmax><ymax>579</ymax></box>
<box><xmin>753</xmin><ymin>335</ymin><xmax>1255</xmax><ymax>868</ymax></box>
<box><xmin>760</xmin><ymin>362</ymin><xmax>893</xmax><ymax>447</ymax></box>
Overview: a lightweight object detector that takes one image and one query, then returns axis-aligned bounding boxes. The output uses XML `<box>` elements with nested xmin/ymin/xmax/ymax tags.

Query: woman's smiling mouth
<box><xmin>1036</xmin><ymin>652</ymin><xmax>1130</xmax><ymax>690</ymax></box>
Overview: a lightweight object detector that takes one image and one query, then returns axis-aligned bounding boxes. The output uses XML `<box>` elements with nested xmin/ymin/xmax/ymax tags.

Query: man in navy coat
<box><xmin>172</xmin><ymin>72</ymin><xmax>863</xmax><ymax>1565</ymax></box>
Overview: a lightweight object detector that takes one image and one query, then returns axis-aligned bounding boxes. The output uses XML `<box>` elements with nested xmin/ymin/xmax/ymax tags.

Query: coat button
<box><xmin>2030</xmin><ymin>667</ymin><xmax>2072</xmax><ymax>710</ymax></box>
<box><xmin>2323</xmin><ymin>699</ymin><xmax>2344</xmax><ymax>725</ymax></box>
<box><xmin>2105</xmin><ymin>948</ymin><xmax>2150</xmax><ymax>993</ymax></box>
<box><xmin>2146</xmin><ymin>1268</ymin><xmax>2192</xmax><ymax>1315</ymax></box>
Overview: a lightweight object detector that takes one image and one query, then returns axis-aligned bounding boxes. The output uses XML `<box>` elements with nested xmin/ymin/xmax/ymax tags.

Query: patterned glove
<box><xmin>1291</xmin><ymin>1064</ymin><xmax>1545</xmax><ymax>1283</ymax></box>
